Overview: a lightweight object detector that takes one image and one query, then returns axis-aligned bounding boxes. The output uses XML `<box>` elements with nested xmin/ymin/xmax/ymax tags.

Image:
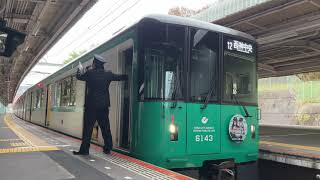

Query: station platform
<box><xmin>0</xmin><ymin>114</ymin><xmax>192</xmax><ymax>180</ymax></box>
<box><xmin>259</xmin><ymin>125</ymin><xmax>320</xmax><ymax>170</ymax></box>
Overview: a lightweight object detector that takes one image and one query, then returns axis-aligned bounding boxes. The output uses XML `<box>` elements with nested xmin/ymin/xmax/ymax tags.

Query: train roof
<box><xmin>140</xmin><ymin>14</ymin><xmax>255</xmax><ymax>41</ymax></box>
<box><xmin>19</xmin><ymin>14</ymin><xmax>256</xmax><ymax>97</ymax></box>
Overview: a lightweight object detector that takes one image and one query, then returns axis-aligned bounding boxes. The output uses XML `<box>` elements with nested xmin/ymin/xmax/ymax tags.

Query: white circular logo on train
<box><xmin>228</xmin><ymin>114</ymin><xmax>248</xmax><ymax>142</ymax></box>
<box><xmin>201</xmin><ymin>117</ymin><xmax>209</xmax><ymax>124</ymax></box>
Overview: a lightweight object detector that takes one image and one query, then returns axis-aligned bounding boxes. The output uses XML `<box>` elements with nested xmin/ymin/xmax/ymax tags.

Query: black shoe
<box><xmin>73</xmin><ymin>151</ymin><xmax>89</xmax><ymax>155</ymax></box>
<box><xmin>103</xmin><ymin>149</ymin><xmax>111</xmax><ymax>154</ymax></box>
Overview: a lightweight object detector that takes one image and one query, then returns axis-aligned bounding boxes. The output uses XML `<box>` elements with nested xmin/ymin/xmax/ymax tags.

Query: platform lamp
<box><xmin>0</xmin><ymin>19</ymin><xmax>26</xmax><ymax>57</ymax></box>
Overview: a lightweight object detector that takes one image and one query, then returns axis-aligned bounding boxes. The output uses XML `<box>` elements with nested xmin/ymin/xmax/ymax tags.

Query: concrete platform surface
<box><xmin>259</xmin><ymin>125</ymin><xmax>320</xmax><ymax>170</ymax></box>
<box><xmin>0</xmin><ymin>114</ymin><xmax>192</xmax><ymax>180</ymax></box>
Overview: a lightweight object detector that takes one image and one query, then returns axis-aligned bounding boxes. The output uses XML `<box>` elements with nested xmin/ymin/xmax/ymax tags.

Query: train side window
<box><xmin>138</xmin><ymin>21</ymin><xmax>185</xmax><ymax>101</ymax></box>
<box><xmin>35</xmin><ymin>89</ymin><xmax>43</xmax><ymax>108</ymax></box>
<box><xmin>54</xmin><ymin>82</ymin><xmax>61</xmax><ymax>107</ymax></box>
<box><xmin>70</xmin><ymin>76</ymin><xmax>76</xmax><ymax>106</ymax></box>
<box><xmin>51</xmin><ymin>83</ymin><xmax>56</xmax><ymax>107</ymax></box>
<box><xmin>61</xmin><ymin>77</ymin><xmax>71</xmax><ymax>106</ymax></box>
<box><xmin>40</xmin><ymin>89</ymin><xmax>43</xmax><ymax>108</ymax></box>
<box><xmin>32</xmin><ymin>92</ymin><xmax>36</xmax><ymax>109</ymax></box>
<box><xmin>58</xmin><ymin>75</ymin><xmax>76</xmax><ymax>107</ymax></box>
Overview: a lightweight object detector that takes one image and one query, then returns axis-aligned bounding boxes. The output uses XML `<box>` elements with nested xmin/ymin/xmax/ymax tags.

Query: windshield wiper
<box><xmin>201</xmin><ymin>80</ymin><xmax>216</xmax><ymax>109</ymax></box>
<box><xmin>170</xmin><ymin>72</ymin><xmax>181</xmax><ymax>108</ymax></box>
<box><xmin>232</xmin><ymin>93</ymin><xmax>252</xmax><ymax>118</ymax></box>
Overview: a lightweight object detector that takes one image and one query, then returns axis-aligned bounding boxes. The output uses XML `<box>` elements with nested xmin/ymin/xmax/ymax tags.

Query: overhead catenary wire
<box><xmin>51</xmin><ymin>0</ymin><xmax>130</xmax><ymax>56</ymax></box>
<box><xmin>68</xmin><ymin>0</ymin><xmax>142</xmax><ymax>55</ymax></box>
<box><xmin>87</xmin><ymin>0</ymin><xmax>129</xmax><ymax>30</ymax></box>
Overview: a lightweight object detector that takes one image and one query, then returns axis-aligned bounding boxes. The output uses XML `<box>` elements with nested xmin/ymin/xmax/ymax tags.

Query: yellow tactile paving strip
<box><xmin>10</xmin><ymin>142</ymin><xmax>29</xmax><ymax>147</ymax></box>
<box><xmin>260</xmin><ymin>140</ymin><xmax>320</xmax><ymax>152</ymax></box>
<box><xmin>0</xmin><ymin>147</ymin><xmax>60</xmax><ymax>154</ymax></box>
<box><xmin>0</xmin><ymin>139</ymin><xmax>20</xmax><ymax>142</ymax></box>
<box><xmin>0</xmin><ymin>114</ymin><xmax>59</xmax><ymax>154</ymax></box>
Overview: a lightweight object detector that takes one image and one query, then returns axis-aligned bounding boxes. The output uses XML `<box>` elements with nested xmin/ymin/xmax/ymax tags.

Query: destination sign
<box><xmin>226</xmin><ymin>39</ymin><xmax>254</xmax><ymax>54</ymax></box>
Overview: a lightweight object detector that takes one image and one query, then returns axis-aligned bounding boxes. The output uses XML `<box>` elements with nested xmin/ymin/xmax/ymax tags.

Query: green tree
<box><xmin>63</xmin><ymin>49</ymin><xmax>87</xmax><ymax>64</ymax></box>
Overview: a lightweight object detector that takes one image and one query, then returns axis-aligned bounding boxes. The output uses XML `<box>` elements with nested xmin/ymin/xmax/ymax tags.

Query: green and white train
<box><xmin>14</xmin><ymin>15</ymin><xmax>259</xmax><ymax>179</ymax></box>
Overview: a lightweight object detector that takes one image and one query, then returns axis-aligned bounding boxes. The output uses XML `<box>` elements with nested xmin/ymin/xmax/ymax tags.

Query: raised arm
<box><xmin>76</xmin><ymin>69</ymin><xmax>89</xmax><ymax>81</ymax></box>
<box><xmin>110</xmin><ymin>72</ymin><xmax>128</xmax><ymax>81</ymax></box>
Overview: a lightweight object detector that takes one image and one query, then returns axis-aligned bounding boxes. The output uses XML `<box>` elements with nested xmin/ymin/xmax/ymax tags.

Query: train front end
<box><xmin>135</xmin><ymin>16</ymin><xmax>258</xmax><ymax>179</ymax></box>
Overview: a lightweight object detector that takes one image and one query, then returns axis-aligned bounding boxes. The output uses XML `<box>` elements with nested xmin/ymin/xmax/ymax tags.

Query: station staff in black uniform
<box><xmin>73</xmin><ymin>55</ymin><xmax>127</xmax><ymax>155</ymax></box>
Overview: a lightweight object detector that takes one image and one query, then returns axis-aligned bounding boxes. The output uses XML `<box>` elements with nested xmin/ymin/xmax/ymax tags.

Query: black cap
<box><xmin>93</xmin><ymin>54</ymin><xmax>105</xmax><ymax>66</ymax></box>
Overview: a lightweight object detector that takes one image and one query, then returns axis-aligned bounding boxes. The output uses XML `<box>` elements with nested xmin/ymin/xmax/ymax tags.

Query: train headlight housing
<box><xmin>251</xmin><ymin>125</ymin><xmax>256</xmax><ymax>139</ymax></box>
<box><xmin>169</xmin><ymin>123</ymin><xmax>178</xmax><ymax>141</ymax></box>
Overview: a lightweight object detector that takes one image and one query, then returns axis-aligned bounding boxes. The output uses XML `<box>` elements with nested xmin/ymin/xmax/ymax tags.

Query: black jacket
<box><xmin>76</xmin><ymin>69</ymin><xmax>127</xmax><ymax>109</ymax></box>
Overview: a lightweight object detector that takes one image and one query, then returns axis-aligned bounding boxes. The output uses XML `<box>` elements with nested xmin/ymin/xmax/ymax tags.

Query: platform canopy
<box><xmin>195</xmin><ymin>0</ymin><xmax>320</xmax><ymax>79</ymax></box>
<box><xmin>0</xmin><ymin>0</ymin><xmax>96</xmax><ymax>105</ymax></box>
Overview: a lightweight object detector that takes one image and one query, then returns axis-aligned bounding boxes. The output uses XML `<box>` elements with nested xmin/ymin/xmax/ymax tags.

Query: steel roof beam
<box><xmin>309</xmin><ymin>0</ymin><xmax>320</xmax><ymax>8</ymax></box>
<box><xmin>245</xmin><ymin>21</ymin><xmax>267</xmax><ymax>31</ymax></box>
<box><xmin>257</xmin><ymin>18</ymin><xmax>320</xmax><ymax>44</ymax></box>
<box><xmin>4</xmin><ymin>13</ymin><xmax>32</xmax><ymax>23</ymax></box>
<box><xmin>259</xmin><ymin>31</ymin><xmax>320</xmax><ymax>49</ymax></box>
<box><xmin>226</xmin><ymin>0</ymin><xmax>304</xmax><ymax>28</ymax></box>
<box><xmin>272</xmin><ymin>57</ymin><xmax>320</xmax><ymax>68</ymax></box>
<box><xmin>261</xmin><ymin>51</ymin><xmax>320</xmax><ymax>64</ymax></box>
<box><xmin>260</xmin><ymin>66</ymin><xmax>320</xmax><ymax>78</ymax></box>
<box><xmin>275</xmin><ymin>60</ymin><xmax>320</xmax><ymax>72</ymax></box>
<box><xmin>248</xmin><ymin>10</ymin><xmax>320</xmax><ymax>36</ymax></box>
<box><xmin>258</xmin><ymin>63</ymin><xmax>276</xmax><ymax>73</ymax></box>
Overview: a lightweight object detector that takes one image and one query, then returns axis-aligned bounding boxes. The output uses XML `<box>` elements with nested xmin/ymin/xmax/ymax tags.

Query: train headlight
<box><xmin>169</xmin><ymin>123</ymin><xmax>176</xmax><ymax>134</ymax></box>
<box><xmin>169</xmin><ymin>123</ymin><xmax>178</xmax><ymax>141</ymax></box>
<box><xmin>251</xmin><ymin>125</ymin><xmax>256</xmax><ymax>139</ymax></box>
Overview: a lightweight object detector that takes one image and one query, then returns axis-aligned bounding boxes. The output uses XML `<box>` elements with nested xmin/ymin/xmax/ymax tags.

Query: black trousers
<box><xmin>79</xmin><ymin>108</ymin><xmax>113</xmax><ymax>153</ymax></box>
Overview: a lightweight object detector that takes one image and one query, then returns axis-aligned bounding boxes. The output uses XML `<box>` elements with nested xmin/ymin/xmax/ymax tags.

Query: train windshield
<box><xmin>189</xmin><ymin>29</ymin><xmax>219</xmax><ymax>102</ymax></box>
<box><xmin>138</xmin><ymin>21</ymin><xmax>185</xmax><ymax>101</ymax></box>
<box><xmin>223</xmin><ymin>37</ymin><xmax>257</xmax><ymax>105</ymax></box>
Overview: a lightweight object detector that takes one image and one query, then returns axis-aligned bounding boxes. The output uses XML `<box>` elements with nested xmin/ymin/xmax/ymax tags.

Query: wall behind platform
<box><xmin>259</xmin><ymin>75</ymin><xmax>320</xmax><ymax>126</ymax></box>
<box><xmin>0</xmin><ymin>103</ymin><xmax>6</xmax><ymax>114</ymax></box>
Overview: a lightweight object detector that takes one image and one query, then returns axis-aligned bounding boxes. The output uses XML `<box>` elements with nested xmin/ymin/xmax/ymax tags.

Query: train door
<box><xmin>22</xmin><ymin>97</ymin><xmax>25</xmax><ymax>119</ymax></box>
<box><xmin>186</xmin><ymin>29</ymin><xmax>221</xmax><ymax>155</ymax></box>
<box><xmin>45</xmin><ymin>84</ymin><xmax>52</xmax><ymax>126</ymax></box>
<box><xmin>118</xmin><ymin>47</ymin><xmax>133</xmax><ymax>150</ymax></box>
<box><xmin>24</xmin><ymin>96</ymin><xmax>28</xmax><ymax>120</ymax></box>
<box><xmin>29</xmin><ymin>92</ymin><xmax>33</xmax><ymax>122</ymax></box>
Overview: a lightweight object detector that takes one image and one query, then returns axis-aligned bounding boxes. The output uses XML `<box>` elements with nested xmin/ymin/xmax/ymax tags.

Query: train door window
<box><xmin>60</xmin><ymin>76</ymin><xmax>76</xmax><ymax>107</ymax></box>
<box><xmin>41</xmin><ymin>89</ymin><xmax>44</xmax><ymax>107</ymax></box>
<box><xmin>189</xmin><ymin>29</ymin><xmax>219</xmax><ymax>102</ymax></box>
<box><xmin>70</xmin><ymin>76</ymin><xmax>76</xmax><ymax>106</ymax></box>
<box><xmin>138</xmin><ymin>21</ymin><xmax>185</xmax><ymax>101</ymax></box>
<box><xmin>35</xmin><ymin>89</ymin><xmax>43</xmax><ymax>108</ymax></box>
<box><xmin>119</xmin><ymin>47</ymin><xmax>133</xmax><ymax>149</ymax></box>
<box><xmin>46</xmin><ymin>84</ymin><xmax>53</xmax><ymax>126</ymax></box>
<box><xmin>61</xmin><ymin>77</ymin><xmax>71</xmax><ymax>106</ymax></box>
<box><xmin>54</xmin><ymin>82</ymin><xmax>61</xmax><ymax>107</ymax></box>
<box><xmin>33</xmin><ymin>92</ymin><xmax>37</xmax><ymax>109</ymax></box>
<box><xmin>32</xmin><ymin>92</ymin><xmax>35</xmax><ymax>109</ymax></box>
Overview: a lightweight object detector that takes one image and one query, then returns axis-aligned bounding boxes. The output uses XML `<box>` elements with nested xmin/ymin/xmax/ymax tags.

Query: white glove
<box><xmin>78</xmin><ymin>62</ymin><xmax>85</xmax><ymax>75</ymax></box>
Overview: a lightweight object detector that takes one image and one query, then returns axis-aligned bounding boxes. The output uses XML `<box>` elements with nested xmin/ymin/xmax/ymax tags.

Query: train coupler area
<box><xmin>199</xmin><ymin>160</ymin><xmax>235</xmax><ymax>180</ymax></box>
